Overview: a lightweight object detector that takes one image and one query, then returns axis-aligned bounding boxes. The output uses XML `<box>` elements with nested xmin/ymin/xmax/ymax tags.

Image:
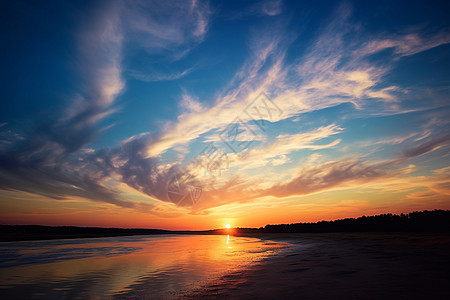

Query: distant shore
<box><xmin>0</xmin><ymin>225</ymin><xmax>212</xmax><ymax>242</ymax></box>
<box><xmin>2</xmin><ymin>210</ymin><xmax>449</xmax><ymax>242</ymax></box>
<box><xmin>182</xmin><ymin>232</ymin><xmax>450</xmax><ymax>299</ymax></box>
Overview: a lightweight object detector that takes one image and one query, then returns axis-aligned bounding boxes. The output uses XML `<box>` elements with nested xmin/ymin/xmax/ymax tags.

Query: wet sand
<box><xmin>182</xmin><ymin>233</ymin><xmax>450</xmax><ymax>299</ymax></box>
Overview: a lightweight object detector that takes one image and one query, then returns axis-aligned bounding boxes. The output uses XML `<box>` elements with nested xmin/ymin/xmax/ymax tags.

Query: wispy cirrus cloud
<box><xmin>122</xmin><ymin>0</ymin><xmax>210</xmax><ymax>81</ymax></box>
<box><xmin>222</xmin><ymin>124</ymin><xmax>342</xmax><ymax>172</ymax></box>
<box><xmin>358</xmin><ymin>133</ymin><xmax>417</xmax><ymax>148</ymax></box>
<box><xmin>123</xmin><ymin>0</ymin><xmax>210</xmax><ymax>56</ymax></box>
<box><xmin>356</xmin><ymin>31</ymin><xmax>450</xmax><ymax>58</ymax></box>
<box><xmin>129</xmin><ymin>67</ymin><xmax>195</xmax><ymax>82</ymax></box>
<box><xmin>261</xmin><ymin>0</ymin><xmax>283</xmax><ymax>16</ymax></box>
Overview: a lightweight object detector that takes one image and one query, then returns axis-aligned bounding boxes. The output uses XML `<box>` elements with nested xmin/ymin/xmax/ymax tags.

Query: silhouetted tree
<box><xmin>259</xmin><ymin>210</ymin><xmax>450</xmax><ymax>233</ymax></box>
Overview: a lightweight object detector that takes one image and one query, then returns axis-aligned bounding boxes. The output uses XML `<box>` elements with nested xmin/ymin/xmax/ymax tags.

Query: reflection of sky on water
<box><xmin>0</xmin><ymin>235</ymin><xmax>289</xmax><ymax>299</ymax></box>
<box><xmin>0</xmin><ymin>245</ymin><xmax>141</xmax><ymax>268</ymax></box>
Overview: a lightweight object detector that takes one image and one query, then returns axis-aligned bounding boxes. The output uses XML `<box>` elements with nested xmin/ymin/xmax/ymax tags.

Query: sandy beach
<box><xmin>182</xmin><ymin>233</ymin><xmax>450</xmax><ymax>299</ymax></box>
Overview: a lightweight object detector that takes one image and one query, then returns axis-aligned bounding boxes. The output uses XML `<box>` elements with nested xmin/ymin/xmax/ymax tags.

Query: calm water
<box><xmin>0</xmin><ymin>234</ymin><xmax>289</xmax><ymax>299</ymax></box>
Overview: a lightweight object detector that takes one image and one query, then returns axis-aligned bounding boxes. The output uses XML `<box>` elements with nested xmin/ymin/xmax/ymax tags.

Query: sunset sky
<box><xmin>1</xmin><ymin>0</ymin><xmax>449</xmax><ymax>230</ymax></box>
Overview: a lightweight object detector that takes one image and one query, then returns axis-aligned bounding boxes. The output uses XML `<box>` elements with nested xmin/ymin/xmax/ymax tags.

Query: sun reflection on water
<box><xmin>0</xmin><ymin>235</ymin><xmax>289</xmax><ymax>299</ymax></box>
<box><xmin>226</xmin><ymin>234</ymin><xmax>232</xmax><ymax>249</ymax></box>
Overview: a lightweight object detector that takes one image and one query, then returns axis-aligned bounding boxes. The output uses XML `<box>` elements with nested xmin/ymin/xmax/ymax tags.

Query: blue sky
<box><xmin>0</xmin><ymin>0</ymin><xmax>449</xmax><ymax>229</ymax></box>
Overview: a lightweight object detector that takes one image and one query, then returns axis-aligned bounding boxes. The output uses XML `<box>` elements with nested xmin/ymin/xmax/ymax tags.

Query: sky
<box><xmin>1</xmin><ymin>0</ymin><xmax>449</xmax><ymax>230</ymax></box>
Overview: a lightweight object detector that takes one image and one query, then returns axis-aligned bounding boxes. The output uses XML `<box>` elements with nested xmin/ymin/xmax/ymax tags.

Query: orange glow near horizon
<box><xmin>1</xmin><ymin>187</ymin><xmax>450</xmax><ymax>230</ymax></box>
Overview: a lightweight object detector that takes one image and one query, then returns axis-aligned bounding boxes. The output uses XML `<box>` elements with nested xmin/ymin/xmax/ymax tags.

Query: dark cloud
<box><xmin>256</xmin><ymin>134</ymin><xmax>450</xmax><ymax>200</ymax></box>
<box><xmin>0</xmin><ymin>146</ymin><xmax>130</xmax><ymax>207</ymax></box>
<box><xmin>401</xmin><ymin>134</ymin><xmax>450</xmax><ymax>159</ymax></box>
<box><xmin>112</xmin><ymin>134</ymin><xmax>181</xmax><ymax>204</ymax></box>
<box><xmin>259</xmin><ymin>159</ymin><xmax>388</xmax><ymax>198</ymax></box>
<box><xmin>0</xmin><ymin>107</ymin><xmax>128</xmax><ymax>206</ymax></box>
<box><xmin>0</xmin><ymin>122</ymin><xmax>189</xmax><ymax>210</ymax></box>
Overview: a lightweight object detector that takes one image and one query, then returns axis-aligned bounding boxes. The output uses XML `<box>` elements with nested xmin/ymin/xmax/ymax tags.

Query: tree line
<box><xmin>257</xmin><ymin>210</ymin><xmax>450</xmax><ymax>233</ymax></box>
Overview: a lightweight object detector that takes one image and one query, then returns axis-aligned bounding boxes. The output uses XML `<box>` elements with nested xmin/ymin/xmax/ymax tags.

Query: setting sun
<box><xmin>226</xmin><ymin>224</ymin><xmax>231</xmax><ymax>229</ymax></box>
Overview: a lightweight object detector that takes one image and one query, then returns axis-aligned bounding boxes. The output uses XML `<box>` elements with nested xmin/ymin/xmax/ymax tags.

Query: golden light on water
<box><xmin>226</xmin><ymin>234</ymin><xmax>232</xmax><ymax>249</ymax></box>
<box><xmin>0</xmin><ymin>235</ymin><xmax>289</xmax><ymax>298</ymax></box>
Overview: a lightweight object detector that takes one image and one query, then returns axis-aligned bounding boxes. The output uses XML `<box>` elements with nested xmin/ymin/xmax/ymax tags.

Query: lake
<box><xmin>0</xmin><ymin>234</ymin><xmax>289</xmax><ymax>299</ymax></box>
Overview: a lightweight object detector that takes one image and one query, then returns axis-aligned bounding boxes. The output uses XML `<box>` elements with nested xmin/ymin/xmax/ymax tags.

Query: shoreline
<box><xmin>0</xmin><ymin>225</ymin><xmax>215</xmax><ymax>242</ymax></box>
<box><xmin>181</xmin><ymin>232</ymin><xmax>450</xmax><ymax>299</ymax></box>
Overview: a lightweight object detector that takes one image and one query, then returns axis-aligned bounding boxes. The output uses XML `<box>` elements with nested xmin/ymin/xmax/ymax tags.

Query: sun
<box><xmin>225</xmin><ymin>224</ymin><xmax>231</xmax><ymax>229</ymax></box>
